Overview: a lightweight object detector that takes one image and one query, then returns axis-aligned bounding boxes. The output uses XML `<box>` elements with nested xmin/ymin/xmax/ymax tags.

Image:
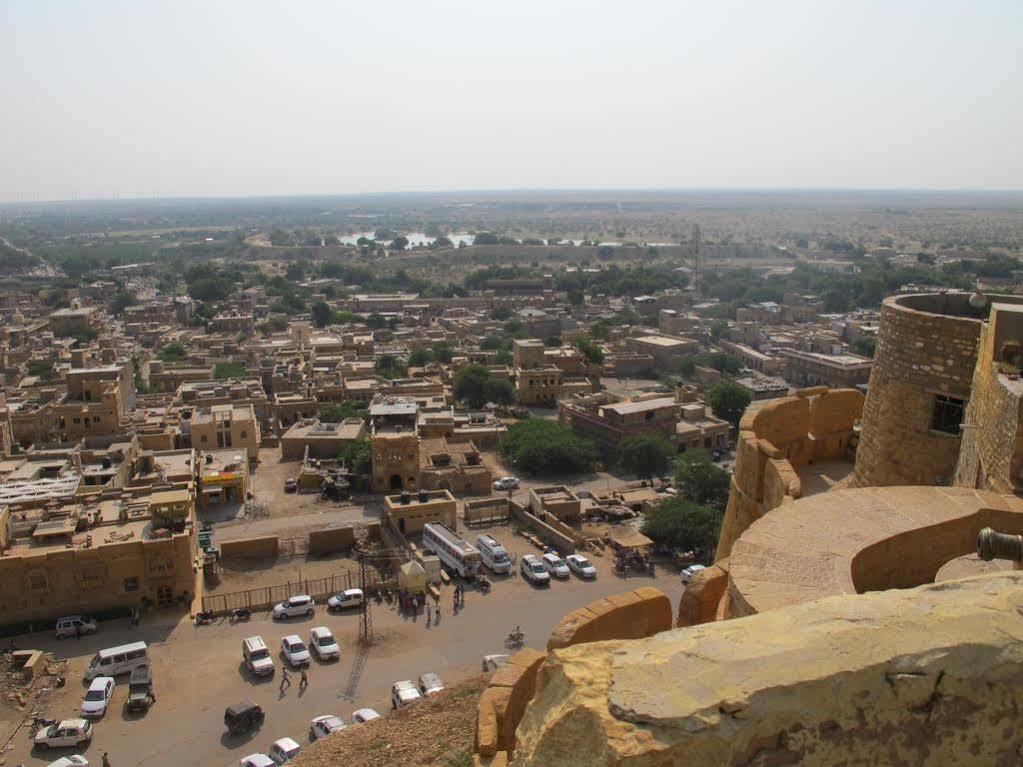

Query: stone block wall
<box><xmin>715</xmin><ymin>387</ymin><xmax>863</xmax><ymax>560</ymax></box>
<box><xmin>852</xmin><ymin>294</ymin><xmax>1023</xmax><ymax>488</ymax></box>
<box><xmin>509</xmin><ymin>573</ymin><xmax>1023</xmax><ymax>767</ymax></box>
<box><xmin>308</xmin><ymin>526</ymin><xmax>356</xmax><ymax>555</ymax></box>
<box><xmin>954</xmin><ymin>308</ymin><xmax>1023</xmax><ymax>494</ymax></box>
<box><xmin>220</xmin><ymin>535</ymin><xmax>279</xmax><ymax>559</ymax></box>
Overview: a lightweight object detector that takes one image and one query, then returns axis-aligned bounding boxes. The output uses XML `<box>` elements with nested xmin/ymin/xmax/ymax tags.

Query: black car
<box><xmin>224</xmin><ymin>701</ymin><xmax>265</xmax><ymax>735</ymax></box>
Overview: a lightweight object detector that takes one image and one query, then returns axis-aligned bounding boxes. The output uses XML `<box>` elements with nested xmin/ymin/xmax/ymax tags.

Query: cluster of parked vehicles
<box><xmin>227</xmin><ymin>700</ymin><xmax>382</xmax><ymax>765</ymax></box>
<box><xmin>34</xmin><ymin>634</ymin><xmax>155</xmax><ymax>763</ymax></box>
<box><xmin>390</xmin><ymin>671</ymin><xmax>446</xmax><ymax>709</ymax></box>
<box><xmin>520</xmin><ymin>551</ymin><xmax>597</xmax><ymax>585</ymax></box>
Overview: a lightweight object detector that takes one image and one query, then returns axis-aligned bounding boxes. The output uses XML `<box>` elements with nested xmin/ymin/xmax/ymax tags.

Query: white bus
<box><xmin>422</xmin><ymin>523</ymin><xmax>481</xmax><ymax>578</ymax></box>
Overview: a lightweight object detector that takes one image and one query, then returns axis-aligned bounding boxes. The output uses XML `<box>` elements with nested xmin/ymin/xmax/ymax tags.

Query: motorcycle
<box><xmin>505</xmin><ymin>628</ymin><xmax>525</xmax><ymax>649</ymax></box>
<box><xmin>194</xmin><ymin>611</ymin><xmax>215</xmax><ymax>625</ymax></box>
<box><xmin>230</xmin><ymin>608</ymin><xmax>251</xmax><ymax>622</ymax></box>
<box><xmin>476</xmin><ymin>575</ymin><xmax>492</xmax><ymax>593</ymax></box>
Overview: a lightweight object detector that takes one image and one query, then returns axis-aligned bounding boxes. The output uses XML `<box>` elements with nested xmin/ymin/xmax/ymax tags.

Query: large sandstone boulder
<box><xmin>511</xmin><ymin>572</ymin><xmax>1023</xmax><ymax>766</ymax></box>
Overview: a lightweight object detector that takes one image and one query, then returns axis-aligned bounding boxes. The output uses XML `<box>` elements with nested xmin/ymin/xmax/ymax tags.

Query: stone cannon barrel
<box><xmin>977</xmin><ymin>527</ymin><xmax>1023</xmax><ymax>562</ymax></box>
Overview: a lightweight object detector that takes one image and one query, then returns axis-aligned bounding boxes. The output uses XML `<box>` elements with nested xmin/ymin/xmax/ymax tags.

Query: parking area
<box><xmin>0</xmin><ymin>525</ymin><xmax>681</xmax><ymax>766</ymax></box>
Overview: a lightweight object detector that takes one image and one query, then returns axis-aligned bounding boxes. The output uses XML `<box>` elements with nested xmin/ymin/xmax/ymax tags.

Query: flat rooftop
<box><xmin>632</xmin><ymin>335</ymin><xmax>689</xmax><ymax>348</ymax></box>
<box><xmin>601</xmin><ymin>397</ymin><xmax>676</xmax><ymax>416</ymax></box>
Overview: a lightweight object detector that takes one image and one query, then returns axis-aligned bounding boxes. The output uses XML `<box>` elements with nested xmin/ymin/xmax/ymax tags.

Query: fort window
<box><xmin>931</xmin><ymin>395</ymin><xmax>965</xmax><ymax>435</ymax></box>
<box><xmin>27</xmin><ymin>573</ymin><xmax>49</xmax><ymax>593</ymax></box>
<box><xmin>123</xmin><ymin>577</ymin><xmax>140</xmax><ymax>592</ymax></box>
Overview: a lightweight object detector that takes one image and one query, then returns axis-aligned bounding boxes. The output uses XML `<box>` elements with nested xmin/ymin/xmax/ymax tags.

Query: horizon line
<box><xmin>3</xmin><ymin>185</ymin><xmax>1023</xmax><ymax>207</ymax></box>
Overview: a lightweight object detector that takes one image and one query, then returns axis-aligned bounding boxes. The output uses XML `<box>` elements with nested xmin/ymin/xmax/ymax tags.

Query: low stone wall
<box><xmin>465</xmin><ymin>497</ymin><xmax>512</xmax><ymax>526</ymax></box>
<box><xmin>473</xmin><ymin>588</ymin><xmax>673</xmax><ymax>765</ymax></box>
<box><xmin>675</xmin><ymin>560</ymin><xmax>729</xmax><ymax>628</ymax></box>
<box><xmin>220</xmin><ymin>535</ymin><xmax>279</xmax><ymax>559</ymax></box>
<box><xmin>308</xmin><ymin>526</ymin><xmax>356</xmax><ymax>555</ymax></box>
<box><xmin>716</xmin><ymin>387</ymin><xmax>863</xmax><ymax>560</ymax></box>
<box><xmin>509</xmin><ymin>502</ymin><xmax>578</xmax><ymax>553</ymax></box>
<box><xmin>510</xmin><ymin>573</ymin><xmax>1023</xmax><ymax>766</ymax></box>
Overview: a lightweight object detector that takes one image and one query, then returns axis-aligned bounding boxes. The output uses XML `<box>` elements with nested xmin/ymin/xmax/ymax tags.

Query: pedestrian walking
<box><xmin>435</xmin><ymin>605</ymin><xmax>441</xmax><ymax>625</ymax></box>
<box><xmin>102</xmin><ymin>753</ymin><xmax>111</xmax><ymax>767</ymax></box>
<box><xmin>299</xmin><ymin>669</ymin><xmax>308</xmax><ymax>690</ymax></box>
<box><xmin>412</xmin><ymin>596</ymin><xmax>419</xmax><ymax>613</ymax></box>
<box><xmin>280</xmin><ymin>668</ymin><xmax>291</xmax><ymax>693</ymax></box>
<box><xmin>426</xmin><ymin>603</ymin><xmax>432</xmax><ymax>622</ymax></box>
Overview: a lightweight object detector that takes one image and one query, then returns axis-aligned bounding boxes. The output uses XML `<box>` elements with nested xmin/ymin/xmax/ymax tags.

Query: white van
<box><xmin>243</xmin><ymin>636</ymin><xmax>275</xmax><ymax>677</ymax></box>
<box><xmin>474</xmin><ymin>534</ymin><xmax>512</xmax><ymax>574</ymax></box>
<box><xmin>83</xmin><ymin>641</ymin><xmax>148</xmax><ymax>681</ymax></box>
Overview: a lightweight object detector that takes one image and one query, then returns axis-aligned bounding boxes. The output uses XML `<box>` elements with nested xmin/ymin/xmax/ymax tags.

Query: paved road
<box><xmin>1</xmin><ymin>536</ymin><xmax>683</xmax><ymax>766</ymax></box>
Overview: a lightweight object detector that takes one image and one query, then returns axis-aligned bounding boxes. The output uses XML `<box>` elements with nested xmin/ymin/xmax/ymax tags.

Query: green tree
<box><xmin>110</xmin><ymin>288</ymin><xmax>139</xmax><ymax>314</ymax></box>
<box><xmin>453</xmin><ymin>364</ymin><xmax>491</xmax><ymax>408</ymax></box>
<box><xmin>575</xmin><ymin>335</ymin><xmax>605</xmax><ymax>364</ymax></box>
<box><xmin>679</xmin><ymin>356</ymin><xmax>697</xmax><ymax>377</ymax></box>
<box><xmin>501</xmin><ymin>420</ymin><xmax>598</xmax><ymax>475</ymax></box>
<box><xmin>214</xmin><ymin>361</ymin><xmax>247</xmax><ymax>380</ymax></box>
<box><xmin>707</xmin><ymin>381</ymin><xmax>752</xmax><ymax>429</ymax></box>
<box><xmin>852</xmin><ymin>337</ymin><xmax>877</xmax><ymax>358</ymax></box>
<box><xmin>822</xmin><ymin>288</ymin><xmax>850</xmax><ymax>313</ymax></box>
<box><xmin>409</xmin><ymin>347</ymin><xmax>434</xmax><ymax>367</ymax></box>
<box><xmin>490</xmin><ymin>306</ymin><xmax>513</xmax><ymax>321</ymax></box>
<box><xmin>158</xmin><ymin>342</ymin><xmax>187</xmax><ymax>363</ymax></box>
<box><xmin>675</xmin><ymin>452</ymin><xmax>731</xmax><ymax>509</ymax></box>
<box><xmin>374</xmin><ymin>355</ymin><xmax>407</xmax><ymax>379</ymax></box>
<box><xmin>433</xmin><ymin>341</ymin><xmax>454</xmax><ymax>363</ymax></box>
<box><xmin>285</xmin><ymin>262</ymin><xmax>306</xmax><ymax>282</ymax></box>
<box><xmin>642</xmin><ymin>496</ymin><xmax>722</xmax><ymax>555</ymax></box>
<box><xmin>567</xmin><ymin>288</ymin><xmax>584</xmax><ymax>306</ymax></box>
<box><xmin>483</xmin><ymin>376</ymin><xmax>516</xmax><ymax>406</ymax></box>
<box><xmin>342</xmin><ymin>436</ymin><xmax>371</xmax><ymax>474</ymax></box>
<box><xmin>311</xmin><ymin>300</ymin><xmax>332</xmax><ymax>328</ymax></box>
<box><xmin>319</xmin><ymin>402</ymin><xmax>367</xmax><ymax>422</ymax></box>
<box><xmin>619</xmin><ymin>433</ymin><xmax>674</xmax><ymax>478</ymax></box>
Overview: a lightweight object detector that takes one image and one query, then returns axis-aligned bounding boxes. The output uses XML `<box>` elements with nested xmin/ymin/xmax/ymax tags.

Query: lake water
<box><xmin>338</xmin><ymin>231</ymin><xmax>475</xmax><ymax>248</ymax></box>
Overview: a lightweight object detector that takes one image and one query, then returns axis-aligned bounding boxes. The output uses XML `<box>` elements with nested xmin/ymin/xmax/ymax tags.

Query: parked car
<box><xmin>80</xmin><ymin>676</ymin><xmax>114</xmax><ymax>718</ymax></box>
<box><xmin>520</xmin><ymin>554</ymin><xmax>551</xmax><ymax>586</ymax></box>
<box><xmin>309</xmin><ymin>714</ymin><xmax>346</xmax><ymax>740</ymax></box>
<box><xmin>280</xmin><ymin>635</ymin><xmax>311</xmax><ymax>668</ymax></box>
<box><xmin>242</xmin><ymin>636</ymin><xmax>275</xmax><ymax>677</ymax></box>
<box><xmin>492</xmin><ymin>476</ymin><xmax>520</xmax><ymax>491</ymax></box>
<box><xmin>269</xmin><ymin>736</ymin><xmax>301</xmax><ymax>764</ymax></box>
<box><xmin>225</xmin><ymin>701</ymin><xmax>265</xmax><ymax>735</ymax></box>
<box><xmin>542</xmin><ymin>552</ymin><xmax>571</xmax><ymax>579</ymax></box>
<box><xmin>55</xmin><ymin>615</ymin><xmax>97</xmax><ymax>640</ymax></box>
<box><xmin>482</xmin><ymin>654</ymin><xmax>510</xmax><ymax>672</ymax></box>
<box><xmin>272</xmin><ymin>595</ymin><xmax>315</xmax><ymax>620</ymax></box>
<box><xmin>391</xmin><ymin>680</ymin><xmax>422</xmax><ymax>709</ymax></box>
<box><xmin>239</xmin><ymin>754</ymin><xmax>275</xmax><ymax>767</ymax></box>
<box><xmin>125</xmin><ymin>665</ymin><xmax>155</xmax><ymax>712</ymax></box>
<box><xmin>351</xmin><ymin>708</ymin><xmax>381</xmax><ymax>724</ymax></box>
<box><xmin>418</xmin><ymin>672</ymin><xmax>445</xmax><ymax>697</ymax></box>
<box><xmin>284</xmin><ymin>477</ymin><xmax>298</xmax><ymax>493</ymax></box>
<box><xmin>327</xmin><ymin>588</ymin><xmax>364</xmax><ymax>611</ymax></box>
<box><xmin>309</xmin><ymin>626</ymin><xmax>340</xmax><ymax>661</ymax></box>
<box><xmin>566</xmin><ymin>554</ymin><xmax>598</xmax><ymax>579</ymax></box>
<box><xmin>681</xmin><ymin>564</ymin><xmax>707</xmax><ymax>583</ymax></box>
<box><xmin>46</xmin><ymin>756</ymin><xmax>89</xmax><ymax>767</ymax></box>
<box><xmin>34</xmin><ymin>719</ymin><xmax>92</xmax><ymax>750</ymax></box>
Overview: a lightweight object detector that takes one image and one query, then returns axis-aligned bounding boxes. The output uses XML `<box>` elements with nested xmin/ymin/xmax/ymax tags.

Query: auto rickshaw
<box><xmin>224</xmin><ymin>701</ymin><xmax>265</xmax><ymax>735</ymax></box>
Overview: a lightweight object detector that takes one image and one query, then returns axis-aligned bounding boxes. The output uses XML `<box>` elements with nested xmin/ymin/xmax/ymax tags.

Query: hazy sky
<box><xmin>1</xmin><ymin>1</ymin><xmax>1021</xmax><ymax>201</ymax></box>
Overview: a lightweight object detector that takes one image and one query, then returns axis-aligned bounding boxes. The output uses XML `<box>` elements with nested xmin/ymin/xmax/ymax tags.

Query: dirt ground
<box><xmin>0</xmin><ymin>520</ymin><xmax>684</xmax><ymax>767</ymax></box>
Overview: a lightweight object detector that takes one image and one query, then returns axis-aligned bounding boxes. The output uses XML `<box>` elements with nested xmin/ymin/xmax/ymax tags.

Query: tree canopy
<box><xmin>675</xmin><ymin>451</ymin><xmax>731</xmax><ymax>509</ymax></box>
<box><xmin>501</xmin><ymin>420</ymin><xmax>598</xmax><ymax>476</ymax></box>
<box><xmin>707</xmin><ymin>381</ymin><xmax>751</xmax><ymax>429</ymax></box>
<box><xmin>453</xmin><ymin>364</ymin><xmax>515</xmax><ymax>408</ymax></box>
<box><xmin>642</xmin><ymin>496</ymin><xmax>722</xmax><ymax>556</ymax></box>
<box><xmin>619</xmin><ymin>433</ymin><xmax>674</xmax><ymax>478</ymax></box>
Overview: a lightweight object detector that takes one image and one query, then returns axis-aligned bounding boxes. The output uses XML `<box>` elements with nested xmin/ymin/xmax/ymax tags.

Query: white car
<box><xmin>80</xmin><ymin>676</ymin><xmax>114</xmax><ymax>718</ymax></box>
<box><xmin>47</xmin><ymin>757</ymin><xmax>89</xmax><ymax>767</ymax></box>
<box><xmin>280</xmin><ymin>635</ymin><xmax>311</xmax><ymax>667</ymax></box>
<box><xmin>34</xmin><ymin>719</ymin><xmax>92</xmax><ymax>750</ymax></box>
<box><xmin>391</xmin><ymin>680</ymin><xmax>422</xmax><ymax>709</ymax></box>
<box><xmin>351</xmin><ymin>708</ymin><xmax>381</xmax><ymax>724</ymax></box>
<box><xmin>309</xmin><ymin>626</ymin><xmax>340</xmax><ymax>661</ymax></box>
<box><xmin>482</xmin><ymin>654</ymin><xmax>510</xmax><ymax>672</ymax></box>
<box><xmin>418</xmin><ymin>672</ymin><xmax>445</xmax><ymax>697</ymax></box>
<box><xmin>309</xmin><ymin>714</ymin><xmax>346</xmax><ymax>740</ymax></box>
<box><xmin>493</xmin><ymin>476</ymin><xmax>520</xmax><ymax>491</ymax></box>
<box><xmin>566</xmin><ymin>554</ymin><xmax>597</xmax><ymax>579</ymax></box>
<box><xmin>272</xmin><ymin>595</ymin><xmax>314</xmax><ymax>620</ymax></box>
<box><xmin>520</xmin><ymin>554</ymin><xmax>550</xmax><ymax>586</ymax></box>
<box><xmin>542</xmin><ymin>552</ymin><xmax>571</xmax><ymax>579</ymax></box>
<box><xmin>327</xmin><ymin>588</ymin><xmax>364</xmax><ymax>611</ymax></box>
<box><xmin>240</xmin><ymin>756</ymin><xmax>274</xmax><ymax>767</ymax></box>
<box><xmin>269</xmin><ymin>737</ymin><xmax>301</xmax><ymax>764</ymax></box>
<box><xmin>681</xmin><ymin>564</ymin><xmax>707</xmax><ymax>583</ymax></box>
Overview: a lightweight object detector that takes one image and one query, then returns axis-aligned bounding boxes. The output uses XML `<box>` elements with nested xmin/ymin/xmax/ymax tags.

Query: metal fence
<box><xmin>200</xmin><ymin>569</ymin><xmax>389</xmax><ymax>614</ymax></box>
